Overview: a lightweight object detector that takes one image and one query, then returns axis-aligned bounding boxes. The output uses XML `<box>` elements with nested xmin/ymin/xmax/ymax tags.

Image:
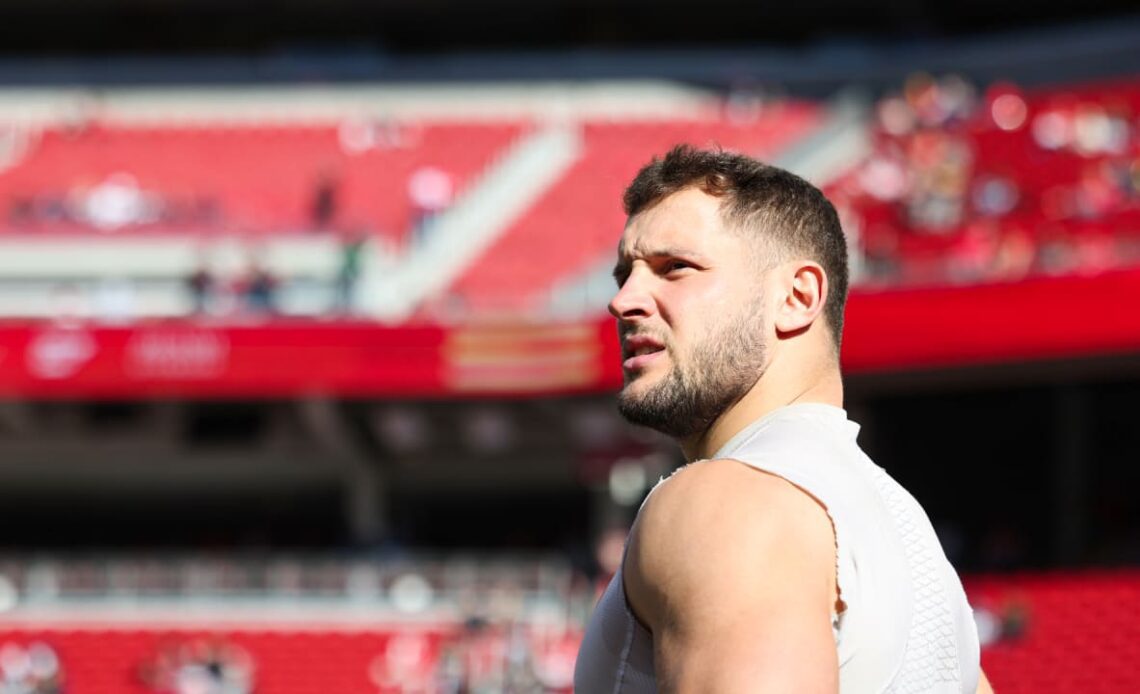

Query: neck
<box><xmin>680</xmin><ymin>356</ymin><xmax>843</xmax><ymax>462</ymax></box>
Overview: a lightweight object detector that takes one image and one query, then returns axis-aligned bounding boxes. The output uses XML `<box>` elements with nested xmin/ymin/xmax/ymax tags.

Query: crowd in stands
<box><xmin>184</xmin><ymin>250</ymin><xmax>281</xmax><ymax>319</ymax></box>
<box><xmin>2</xmin><ymin>78</ymin><xmax>1140</xmax><ymax>323</ymax></box>
<box><xmin>0</xmin><ymin>568</ymin><xmax>1134</xmax><ymax>693</ymax></box>
<box><xmin>369</xmin><ymin>618</ymin><xmax>577</xmax><ymax>693</ymax></box>
<box><xmin>831</xmin><ymin>73</ymin><xmax>1140</xmax><ymax>287</ymax></box>
<box><xmin>0</xmin><ymin>642</ymin><xmax>63</xmax><ymax>694</ymax></box>
<box><xmin>0</xmin><ymin>117</ymin><xmax>483</xmax><ymax>242</ymax></box>
<box><xmin>138</xmin><ymin>639</ymin><xmax>253</xmax><ymax>694</ymax></box>
<box><xmin>0</xmin><ymin>623</ymin><xmax>579</xmax><ymax>694</ymax></box>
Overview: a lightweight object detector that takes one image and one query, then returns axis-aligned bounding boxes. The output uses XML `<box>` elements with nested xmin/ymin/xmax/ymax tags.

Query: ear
<box><xmin>773</xmin><ymin>261</ymin><xmax>828</xmax><ymax>336</ymax></box>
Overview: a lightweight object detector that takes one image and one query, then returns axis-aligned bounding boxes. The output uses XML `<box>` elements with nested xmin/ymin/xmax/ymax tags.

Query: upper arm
<box><xmin>977</xmin><ymin>668</ymin><xmax>994</xmax><ymax>694</ymax></box>
<box><xmin>624</xmin><ymin>459</ymin><xmax>840</xmax><ymax>693</ymax></box>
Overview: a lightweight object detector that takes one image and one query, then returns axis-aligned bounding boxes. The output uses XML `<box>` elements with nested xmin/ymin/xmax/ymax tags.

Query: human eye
<box><xmin>664</xmin><ymin>259</ymin><xmax>693</xmax><ymax>275</ymax></box>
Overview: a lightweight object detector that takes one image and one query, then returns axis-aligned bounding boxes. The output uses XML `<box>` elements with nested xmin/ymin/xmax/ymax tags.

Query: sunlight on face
<box><xmin>610</xmin><ymin>188</ymin><xmax>769</xmax><ymax>438</ymax></box>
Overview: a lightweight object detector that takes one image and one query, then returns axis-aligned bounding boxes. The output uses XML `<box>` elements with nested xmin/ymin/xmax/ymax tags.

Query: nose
<box><xmin>608</xmin><ymin>270</ymin><xmax>653</xmax><ymax>321</ymax></box>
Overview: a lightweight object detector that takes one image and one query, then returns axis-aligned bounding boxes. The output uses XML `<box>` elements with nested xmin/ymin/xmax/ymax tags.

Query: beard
<box><xmin>617</xmin><ymin>308</ymin><xmax>766</xmax><ymax>440</ymax></box>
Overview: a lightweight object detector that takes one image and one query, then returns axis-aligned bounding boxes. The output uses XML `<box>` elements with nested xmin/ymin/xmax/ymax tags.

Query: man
<box><xmin>574</xmin><ymin>146</ymin><xmax>992</xmax><ymax>693</ymax></box>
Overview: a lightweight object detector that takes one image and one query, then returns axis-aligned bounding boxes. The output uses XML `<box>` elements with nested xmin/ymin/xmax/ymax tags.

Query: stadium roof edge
<box><xmin>0</xmin><ymin>14</ymin><xmax>1135</xmax><ymax>95</ymax></box>
<box><xmin>0</xmin><ymin>81</ymin><xmax>726</xmax><ymax>125</ymax></box>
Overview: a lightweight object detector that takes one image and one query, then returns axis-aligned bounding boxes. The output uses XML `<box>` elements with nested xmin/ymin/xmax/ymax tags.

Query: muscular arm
<box><xmin>624</xmin><ymin>459</ymin><xmax>841</xmax><ymax>693</ymax></box>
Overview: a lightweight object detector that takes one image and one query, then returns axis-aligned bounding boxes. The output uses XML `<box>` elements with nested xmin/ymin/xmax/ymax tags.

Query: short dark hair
<box><xmin>623</xmin><ymin>145</ymin><xmax>849</xmax><ymax>349</ymax></box>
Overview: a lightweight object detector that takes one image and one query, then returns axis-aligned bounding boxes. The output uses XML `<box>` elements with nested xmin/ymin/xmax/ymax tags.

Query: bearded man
<box><xmin>574</xmin><ymin>146</ymin><xmax>993</xmax><ymax>693</ymax></box>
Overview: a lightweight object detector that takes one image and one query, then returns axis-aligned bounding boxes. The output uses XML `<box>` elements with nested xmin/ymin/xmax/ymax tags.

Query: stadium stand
<box><xmin>0</xmin><ymin>120</ymin><xmax>525</xmax><ymax>242</ymax></box>
<box><xmin>829</xmin><ymin>76</ymin><xmax>1140</xmax><ymax>288</ymax></box>
<box><xmin>0</xmin><ymin>625</ymin><xmax>584</xmax><ymax>694</ymax></box>
<box><xmin>438</xmin><ymin>102</ymin><xmax>824</xmax><ymax>316</ymax></box>
<box><xmin>0</xmin><ymin>566</ymin><xmax>1134</xmax><ymax>693</ymax></box>
<box><xmin>0</xmin><ymin>68</ymin><xmax>1139</xmax><ymax>694</ymax></box>
<box><xmin>5</xmin><ymin>77</ymin><xmax>1136</xmax><ymax>321</ymax></box>
<box><xmin>0</xmin><ymin>554</ymin><xmax>585</xmax><ymax>693</ymax></box>
<box><xmin>969</xmin><ymin>570</ymin><xmax>1140</xmax><ymax>694</ymax></box>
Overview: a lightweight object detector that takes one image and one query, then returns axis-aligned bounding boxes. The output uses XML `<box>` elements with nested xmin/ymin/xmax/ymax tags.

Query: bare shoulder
<box><xmin>624</xmin><ymin>458</ymin><xmax>837</xmax><ymax>630</ymax></box>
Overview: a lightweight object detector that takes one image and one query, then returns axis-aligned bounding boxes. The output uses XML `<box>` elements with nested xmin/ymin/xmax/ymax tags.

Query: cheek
<box><xmin>656</xmin><ymin>281</ymin><xmax>715</xmax><ymax>326</ymax></box>
<box><xmin>656</xmin><ymin>272</ymin><xmax>753</xmax><ymax>353</ymax></box>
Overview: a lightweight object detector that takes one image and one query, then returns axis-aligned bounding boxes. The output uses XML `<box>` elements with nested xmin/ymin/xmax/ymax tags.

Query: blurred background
<box><xmin>0</xmin><ymin>0</ymin><xmax>1137</xmax><ymax>692</ymax></box>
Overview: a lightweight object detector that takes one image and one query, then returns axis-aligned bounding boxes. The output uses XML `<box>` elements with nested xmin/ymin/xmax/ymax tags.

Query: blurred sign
<box><xmin>0</xmin><ymin>268</ymin><xmax>1139</xmax><ymax>398</ymax></box>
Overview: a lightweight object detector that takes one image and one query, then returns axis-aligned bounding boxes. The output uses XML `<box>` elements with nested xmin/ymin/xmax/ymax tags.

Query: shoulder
<box><xmin>624</xmin><ymin>458</ymin><xmax>837</xmax><ymax>629</ymax></box>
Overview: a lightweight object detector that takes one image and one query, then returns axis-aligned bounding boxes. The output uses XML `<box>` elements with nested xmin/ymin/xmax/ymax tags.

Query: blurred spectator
<box><xmin>463</xmin><ymin>618</ymin><xmax>508</xmax><ymax>693</ymax></box>
<box><xmin>73</xmin><ymin>173</ymin><xmax>160</xmax><ymax>231</ymax></box>
<box><xmin>338</xmin><ymin>115</ymin><xmax>406</xmax><ymax>154</ymax></box>
<box><xmin>0</xmin><ymin>642</ymin><xmax>63</xmax><ymax>694</ymax></box>
<box><xmin>1072</xmin><ymin>232</ymin><xmax>1119</xmax><ymax>275</ymax></box>
<box><xmin>243</xmin><ymin>261</ymin><xmax>278</xmax><ymax>316</ymax></box>
<box><xmin>1072</xmin><ymin>103</ymin><xmax>1131</xmax><ymax>156</ymax></box>
<box><xmin>904</xmin><ymin>73</ymin><xmax>944</xmax><ymax>128</ymax></box>
<box><xmin>947</xmin><ymin>221</ymin><xmax>1000</xmax><ymax>284</ymax></box>
<box><xmin>986</xmin><ymin>83</ymin><xmax>1028</xmax><ymax>131</ymax></box>
<box><xmin>407</xmin><ymin>166</ymin><xmax>454</xmax><ymax>245</ymax></box>
<box><xmin>234</xmin><ymin>246</ymin><xmax>279</xmax><ymax>317</ymax></box>
<box><xmin>904</xmin><ymin>132</ymin><xmax>971</xmax><ymax>232</ymax></box>
<box><xmin>861</xmin><ymin>226</ymin><xmax>902</xmax><ymax>283</ymax></box>
<box><xmin>370</xmin><ymin>632</ymin><xmax>437</xmax><ymax>693</ymax></box>
<box><xmin>309</xmin><ymin>169</ymin><xmax>340</xmax><ymax>231</ymax></box>
<box><xmin>1073</xmin><ymin>161</ymin><xmax>1126</xmax><ymax>219</ymax></box>
<box><xmin>335</xmin><ymin>231</ymin><xmax>367</xmax><ymax>315</ymax></box>
<box><xmin>1036</xmin><ymin>224</ymin><xmax>1079</xmax><ymax>275</ymax></box>
<box><xmin>936</xmin><ymin>74</ymin><xmax>978</xmax><ymax>126</ymax></box>
<box><xmin>971</xmin><ymin>175</ymin><xmax>1020</xmax><ymax>218</ymax></box>
<box><xmin>93</xmin><ymin>277</ymin><xmax>137</xmax><ymax>324</ymax></box>
<box><xmin>991</xmin><ymin>225</ymin><xmax>1035</xmax><ymax>281</ymax></box>
<box><xmin>187</xmin><ymin>255</ymin><xmax>215</xmax><ymax>316</ymax></box>
<box><xmin>856</xmin><ymin>150</ymin><xmax>909</xmax><ymax>203</ymax></box>
<box><xmin>139</xmin><ymin>638</ymin><xmax>253</xmax><ymax>694</ymax></box>
<box><xmin>848</xmin><ymin>73</ymin><xmax>1140</xmax><ymax>286</ymax></box>
<box><xmin>974</xmin><ymin>597</ymin><xmax>1031</xmax><ymax>648</ymax></box>
<box><xmin>530</xmin><ymin>627</ymin><xmax>578</xmax><ymax>693</ymax></box>
<box><xmin>884</xmin><ymin>73</ymin><xmax>976</xmax><ymax>131</ymax></box>
<box><xmin>1031</xmin><ymin>106</ymin><xmax>1074</xmax><ymax>151</ymax></box>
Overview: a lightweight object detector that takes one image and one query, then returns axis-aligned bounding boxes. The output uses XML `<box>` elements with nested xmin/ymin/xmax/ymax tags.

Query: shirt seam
<box><xmin>611</xmin><ymin>601</ymin><xmax>637</xmax><ymax>694</ymax></box>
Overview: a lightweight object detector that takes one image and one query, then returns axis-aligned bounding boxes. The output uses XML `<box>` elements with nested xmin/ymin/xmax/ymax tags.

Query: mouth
<box><xmin>621</xmin><ymin>336</ymin><xmax>667</xmax><ymax>372</ymax></box>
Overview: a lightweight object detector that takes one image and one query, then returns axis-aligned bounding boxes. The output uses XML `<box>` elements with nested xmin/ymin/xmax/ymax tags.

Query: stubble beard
<box><xmin>617</xmin><ymin>309</ymin><xmax>766</xmax><ymax>441</ymax></box>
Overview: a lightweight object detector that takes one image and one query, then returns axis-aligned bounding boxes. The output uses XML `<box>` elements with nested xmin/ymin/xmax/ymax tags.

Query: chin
<box><xmin>621</xmin><ymin>373</ymin><xmax>664</xmax><ymax>405</ymax></box>
<box><xmin>622</xmin><ymin>368</ymin><xmax>656</xmax><ymax>389</ymax></box>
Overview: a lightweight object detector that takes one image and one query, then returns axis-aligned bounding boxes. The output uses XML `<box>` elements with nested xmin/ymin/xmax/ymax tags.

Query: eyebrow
<box><xmin>612</xmin><ymin>246</ymin><xmax>709</xmax><ymax>280</ymax></box>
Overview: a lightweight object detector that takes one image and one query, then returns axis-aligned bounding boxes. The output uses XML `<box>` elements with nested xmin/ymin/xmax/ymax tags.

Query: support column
<box><xmin>1052</xmin><ymin>384</ymin><xmax>1087</xmax><ymax>564</ymax></box>
<box><xmin>297</xmin><ymin>398</ymin><xmax>387</xmax><ymax>546</ymax></box>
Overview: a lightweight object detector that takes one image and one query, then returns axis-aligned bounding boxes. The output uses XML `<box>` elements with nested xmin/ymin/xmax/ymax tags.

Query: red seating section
<box><xmin>441</xmin><ymin>105</ymin><xmax>823</xmax><ymax>314</ymax></box>
<box><xmin>0</xmin><ymin>121</ymin><xmax>524</xmax><ymax>241</ymax></box>
<box><xmin>0</xmin><ymin>622</ymin><xmax>579</xmax><ymax>694</ymax></box>
<box><xmin>0</xmin><ymin>571</ymin><xmax>1133</xmax><ymax>693</ymax></box>
<box><xmin>3</xmin><ymin>79</ymin><xmax>1139</xmax><ymax>312</ymax></box>
<box><xmin>967</xmin><ymin>570</ymin><xmax>1140</xmax><ymax>693</ymax></box>
<box><xmin>832</xmin><ymin>78</ymin><xmax>1140</xmax><ymax>286</ymax></box>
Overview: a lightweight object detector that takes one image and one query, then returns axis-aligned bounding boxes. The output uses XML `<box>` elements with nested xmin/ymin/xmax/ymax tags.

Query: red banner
<box><xmin>0</xmin><ymin>322</ymin><xmax>447</xmax><ymax>399</ymax></box>
<box><xmin>841</xmin><ymin>268</ymin><xmax>1140</xmax><ymax>373</ymax></box>
<box><xmin>0</xmin><ymin>269</ymin><xmax>1138</xmax><ymax>399</ymax></box>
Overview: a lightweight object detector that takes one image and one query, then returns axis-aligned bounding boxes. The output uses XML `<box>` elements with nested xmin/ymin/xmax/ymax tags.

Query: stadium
<box><xmin>0</xmin><ymin>0</ymin><xmax>1137</xmax><ymax>692</ymax></box>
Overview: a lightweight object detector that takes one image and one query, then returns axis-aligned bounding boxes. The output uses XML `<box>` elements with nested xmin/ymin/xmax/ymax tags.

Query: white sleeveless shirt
<box><xmin>574</xmin><ymin>403</ymin><xmax>981</xmax><ymax>693</ymax></box>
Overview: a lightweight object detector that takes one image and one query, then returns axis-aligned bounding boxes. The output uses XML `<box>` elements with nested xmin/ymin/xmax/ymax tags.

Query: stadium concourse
<box><xmin>0</xmin><ymin>77</ymin><xmax>1137</xmax><ymax>693</ymax></box>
